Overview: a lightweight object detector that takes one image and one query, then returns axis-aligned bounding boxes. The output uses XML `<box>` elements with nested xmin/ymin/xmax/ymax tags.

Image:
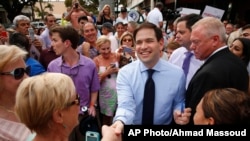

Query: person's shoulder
<box><xmin>119</xmin><ymin>60</ymin><xmax>139</xmax><ymax>72</ymax></box>
<box><xmin>168</xmin><ymin>46</ymin><xmax>186</xmax><ymax>61</ymax></box>
<box><xmin>79</xmin><ymin>54</ymin><xmax>96</xmax><ymax>65</ymax></box>
<box><xmin>26</xmin><ymin>58</ymin><xmax>44</xmax><ymax>67</ymax></box>
<box><xmin>160</xmin><ymin>59</ymin><xmax>182</xmax><ymax>71</ymax></box>
<box><xmin>47</xmin><ymin>57</ymin><xmax>61</xmax><ymax>67</ymax></box>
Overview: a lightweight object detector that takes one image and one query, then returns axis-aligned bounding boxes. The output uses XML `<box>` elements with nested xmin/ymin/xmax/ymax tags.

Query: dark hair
<box><xmin>242</xmin><ymin>24</ymin><xmax>250</xmax><ymax>31</ymax></box>
<box><xmin>9</xmin><ymin>32</ymin><xmax>30</xmax><ymax>53</ymax></box>
<box><xmin>177</xmin><ymin>13</ymin><xmax>202</xmax><ymax>31</ymax></box>
<box><xmin>133</xmin><ymin>22</ymin><xmax>163</xmax><ymax>41</ymax></box>
<box><xmin>155</xmin><ymin>2</ymin><xmax>163</xmax><ymax>9</ymax></box>
<box><xmin>44</xmin><ymin>13</ymin><xmax>55</xmax><ymax>22</ymax></box>
<box><xmin>50</xmin><ymin>25</ymin><xmax>79</xmax><ymax>49</ymax></box>
<box><xmin>202</xmin><ymin>88</ymin><xmax>250</xmax><ymax>124</ymax></box>
<box><xmin>102</xmin><ymin>22</ymin><xmax>114</xmax><ymax>32</ymax></box>
<box><xmin>233</xmin><ymin>37</ymin><xmax>250</xmax><ymax>66</ymax></box>
<box><xmin>78</xmin><ymin>16</ymin><xmax>88</xmax><ymax>23</ymax></box>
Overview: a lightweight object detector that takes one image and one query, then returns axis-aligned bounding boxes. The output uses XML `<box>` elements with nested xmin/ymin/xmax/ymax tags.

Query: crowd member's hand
<box><xmin>106</xmin><ymin>64</ymin><xmax>119</xmax><ymax>74</ymax></box>
<box><xmin>101</xmin><ymin>125</ymin><xmax>122</xmax><ymax>141</ymax></box>
<box><xmin>88</xmin><ymin>105</ymin><xmax>96</xmax><ymax>117</ymax></box>
<box><xmin>173</xmin><ymin>108</ymin><xmax>191</xmax><ymax>125</ymax></box>
<box><xmin>117</xmin><ymin>46</ymin><xmax>124</xmax><ymax>54</ymax></box>
<box><xmin>0</xmin><ymin>36</ymin><xmax>8</xmax><ymax>44</ymax></box>
<box><xmin>33</xmin><ymin>38</ymin><xmax>43</xmax><ymax>52</ymax></box>
<box><xmin>99</xmin><ymin>11</ymin><xmax>104</xmax><ymax>17</ymax></box>
<box><xmin>81</xmin><ymin>42</ymin><xmax>91</xmax><ymax>57</ymax></box>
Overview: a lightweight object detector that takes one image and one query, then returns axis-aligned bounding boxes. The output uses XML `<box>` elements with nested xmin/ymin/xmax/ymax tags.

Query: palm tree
<box><xmin>34</xmin><ymin>0</ymin><xmax>54</xmax><ymax>20</ymax></box>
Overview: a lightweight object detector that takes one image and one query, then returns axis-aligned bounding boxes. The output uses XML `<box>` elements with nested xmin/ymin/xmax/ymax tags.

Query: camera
<box><xmin>75</xmin><ymin>3</ymin><xmax>79</xmax><ymax>8</ymax></box>
<box><xmin>162</xmin><ymin>8</ymin><xmax>180</xmax><ymax>21</ymax></box>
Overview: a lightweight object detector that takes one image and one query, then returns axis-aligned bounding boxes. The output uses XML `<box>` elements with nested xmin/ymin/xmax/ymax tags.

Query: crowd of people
<box><xmin>1</xmin><ymin>0</ymin><xmax>250</xmax><ymax>141</ymax></box>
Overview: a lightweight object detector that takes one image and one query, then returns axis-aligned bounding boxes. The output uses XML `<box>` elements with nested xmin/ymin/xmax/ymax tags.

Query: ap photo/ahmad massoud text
<box><xmin>123</xmin><ymin>125</ymin><xmax>249</xmax><ymax>138</ymax></box>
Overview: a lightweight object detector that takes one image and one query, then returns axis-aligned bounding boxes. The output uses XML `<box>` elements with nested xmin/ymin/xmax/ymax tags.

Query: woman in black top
<box><xmin>97</xmin><ymin>4</ymin><xmax>113</xmax><ymax>26</ymax></box>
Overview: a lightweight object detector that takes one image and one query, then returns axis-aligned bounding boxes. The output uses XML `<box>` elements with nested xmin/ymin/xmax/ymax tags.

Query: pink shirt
<box><xmin>0</xmin><ymin>118</ymin><xmax>32</xmax><ymax>141</ymax></box>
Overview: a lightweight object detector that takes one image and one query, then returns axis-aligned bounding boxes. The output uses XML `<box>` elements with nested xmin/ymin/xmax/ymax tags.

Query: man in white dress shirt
<box><xmin>146</xmin><ymin>2</ymin><xmax>163</xmax><ymax>28</ymax></box>
<box><xmin>168</xmin><ymin>14</ymin><xmax>203</xmax><ymax>89</ymax></box>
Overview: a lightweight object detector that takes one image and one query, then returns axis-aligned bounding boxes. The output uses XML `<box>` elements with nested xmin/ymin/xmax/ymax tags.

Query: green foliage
<box><xmin>0</xmin><ymin>0</ymin><xmax>38</xmax><ymax>22</ymax></box>
<box><xmin>35</xmin><ymin>0</ymin><xmax>54</xmax><ymax>20</ymax></box>
<box><xmin>64</xmin><ymin>0</ymin><xmax>99</xmax><ymax>15</ymax></box>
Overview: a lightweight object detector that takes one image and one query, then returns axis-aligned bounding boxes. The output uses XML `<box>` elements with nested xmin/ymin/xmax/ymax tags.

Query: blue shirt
<box><xmin>40</xmin><ymin>28</ymin><xmax>51</xmax><ymax>49</ymax></box>
<box><xmin>26</xmin><ymin>57</ymin><xmax>45</xmax><ymax>76</ymax></box>
<box><xmin>113</xmin><ymin>59</ymin><xmax>186</xmax><ymax>125</ymax></box>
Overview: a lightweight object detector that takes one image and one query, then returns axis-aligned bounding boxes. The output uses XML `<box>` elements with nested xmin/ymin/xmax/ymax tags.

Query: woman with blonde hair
<box><xmin>0</xmin><ymin>45</ymin><xmax>31</xmax><ymax>141</ymax></box>
<box><xmin>97</xmin><ymin>4</ymin><xmax>113</xmax><ymax>26</ymax></box>
<box><xmin>93</xmin><ymin>35</ymin><xmax>120</xmax><ymax>126</ymax></box>
<box><xmin>15</xmin><ymin>73</ymin><xmax>80</xmax><ymax>141</ymax></box>
<box><xmin>116</xmin><ymin>32</ymin><xmax>136</xmax><ymax>68</ymax></box>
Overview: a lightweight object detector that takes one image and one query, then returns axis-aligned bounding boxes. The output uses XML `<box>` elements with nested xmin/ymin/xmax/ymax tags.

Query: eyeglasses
<box><xmin>122</xmin><ymin>39</ymin><xmax>132</xmax><ymax>42</ymax></box>
<box><xmin>0</xmin><ymin>66</ymin><xmax>30</xmax><ymax>80</ymax></box>
<box><xmin>66</xmin><ymin>94</ymin><xmax>80</xmax><ymax>107</ymax></box>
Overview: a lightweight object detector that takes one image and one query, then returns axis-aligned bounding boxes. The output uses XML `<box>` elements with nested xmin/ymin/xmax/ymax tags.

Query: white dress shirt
<box><xmin>168</xmin><ymin>46</ymin><xmax>204</xmax><ymax>89</ymax></box>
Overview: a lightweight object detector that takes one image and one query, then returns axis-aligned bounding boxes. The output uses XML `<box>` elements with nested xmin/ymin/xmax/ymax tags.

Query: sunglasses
<box><xmin>66</xmin><ymin>94</ymin><xmax>80</xmax><ymax>107</ymax></box>
<box><xmin>122</xmin><ymin>39</ymin><xmax>132</xmax><ymax>42</ymax></box>
<box><xmin>48</xmin><ymin>20</ymin><xmax>56</xmax><ymax>22</ymax></box>
<box><xmin>0</xmin><ymin>66</ymin><xmax>30</xmax><ymax>80</ymax></box>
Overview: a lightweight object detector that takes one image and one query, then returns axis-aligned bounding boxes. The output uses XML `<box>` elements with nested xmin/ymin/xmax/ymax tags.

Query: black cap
<box><xmin>120</xmin><ymin>7</ymin><xmax>127</xmax><ymax>12</ymax></box>
<box><xmin>102</xmin><ymin>22</ymin><xmax>114</xmax><ymax>31</ymax></box>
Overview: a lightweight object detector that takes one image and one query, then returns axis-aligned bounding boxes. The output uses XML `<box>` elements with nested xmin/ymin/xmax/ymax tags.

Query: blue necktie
<box><xmin>182</xmin><ymin>51</ymin><xmax>193</xmax><ymax>77</ymax></box>
<box><xmin>142</xmin><ymin>69</ymin><xmax>155</xmax><ymax>125</ymax></box>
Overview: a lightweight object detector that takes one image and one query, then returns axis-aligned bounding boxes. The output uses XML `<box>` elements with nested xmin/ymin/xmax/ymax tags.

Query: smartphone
<box><xmin>1</xmin><ymin>31</ymin><xmax>7</xmax><ymax>37</ymax></box>
<box><xmin>123</xmin><ymin>47</ymin><xmax>132</xmax><ymax>53</ymax></box>
<box><xmin>110</xmin><ymin>63</ymin><xmax>116</xmax><ymax>68</ymax></box>
<box><xmin>28</xmin><ymin>28</ymin><xmax>35</xmax><ymax>41</ymax></box>
<box><xmin>86</xmin><ymin>131</ymin><xmax>100</xmax><ymax>141</ymax></box>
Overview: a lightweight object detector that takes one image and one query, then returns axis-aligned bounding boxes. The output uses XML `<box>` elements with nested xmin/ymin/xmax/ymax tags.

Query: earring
<box><xmin>63</xmin><ymin>123</ymin><xmax>67</xmax><ymax>128</ymax></box>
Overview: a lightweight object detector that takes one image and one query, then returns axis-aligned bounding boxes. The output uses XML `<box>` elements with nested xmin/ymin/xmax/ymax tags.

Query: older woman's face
<box><xmin>121</xmin><ymin>35</ymin><xmax>133</xmax><ymax>47</ymax></box>
<box><xmin>229</xmin><ymin>40</ymin><xmax>244</xmax><ymax>59</ymax></box>
<box><xmin>99</xmin><ymin>41</ymin><xmax>111</xmax><ymax>59</ymax></box>
<box><xmin>0</xmin><ymin>58</ymin><xmax>28</xmax><ymax>96</ymax></box>
<box><xmin>193</xmin><ymin>99</ymin><xmax>211</xmax><ymax>125</ymax></box>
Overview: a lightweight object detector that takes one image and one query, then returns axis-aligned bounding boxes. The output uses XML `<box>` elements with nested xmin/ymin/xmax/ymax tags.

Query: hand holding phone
<box><xmin>86</xmin><ymin>131</ymin><xmax>100</xmax><ymax>141</ymax></box>
<box><xmin>110</xmin><ymin>63</ymin><xmax>116</xmax><ymax>68</ymax></box>
<box><xmin>123</xmin><ymin>46</ymin><xmax>132</xmax><ymax>53</ymax></box>
<box><xmin>1</xmin><ymin>31</ymin><xmax>7</xmax><ymax>38</ymax></box>
<box><xmin>28</xmin><ymin>28</ymin><xmax>35</xmax><ymax>41</ymax></box>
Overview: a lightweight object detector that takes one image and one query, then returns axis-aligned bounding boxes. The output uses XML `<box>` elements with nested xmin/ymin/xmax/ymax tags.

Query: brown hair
<box><xmin>50</xmin><ymin>25</ymin><xmax>79</xmax><ymax>49</ymax></box>
<box><xmin>202</xmin><ymin>88</ymin><xmax>250</xmax><ymax>124</ymax></box>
